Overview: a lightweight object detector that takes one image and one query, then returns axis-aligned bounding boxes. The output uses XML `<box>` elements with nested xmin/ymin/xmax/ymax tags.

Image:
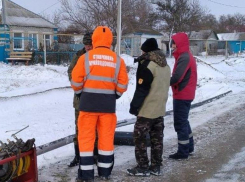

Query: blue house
<box><xmin>217</xmin><ymin>32</ymin><xmax>245</xmax><ymax>54</ymax></box>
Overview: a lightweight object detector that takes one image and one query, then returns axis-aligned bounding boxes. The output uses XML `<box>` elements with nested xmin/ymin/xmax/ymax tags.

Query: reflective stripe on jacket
<box><xmin>71</xmin><ymin>27</ymin><xmax>128</xmax><ymax>113</ymax></box>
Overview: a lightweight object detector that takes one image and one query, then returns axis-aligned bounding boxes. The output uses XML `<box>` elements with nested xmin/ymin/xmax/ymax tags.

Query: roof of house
<box><xmin>189</xmin><ymin>30</ymin><xmax>218</xmax><ymax>40</ymax></box>
<box><xmin>217</xmin><ymin>32</ymin><xmax>245</xmax><ymax>40</ymax></box>
<box><xmin>2</xmin><ymin>0</ymin><xmax>56</xmax><ymax>28</ymax></box>
<box><xmin>123</xmin><ymin>23</ymin><xmax>162</xmax><ymax>36</ymax></box>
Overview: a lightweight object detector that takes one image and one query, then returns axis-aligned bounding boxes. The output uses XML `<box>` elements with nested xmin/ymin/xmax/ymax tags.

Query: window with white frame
<box><xmin>28</xmin><ymin>33</ymin><xmax>38</xmax><ymax>50</ymax></box>
<box><xmin>13</xmin><ymin>33</ymin><xmax>24</xmax><ymax>50</ymax></box>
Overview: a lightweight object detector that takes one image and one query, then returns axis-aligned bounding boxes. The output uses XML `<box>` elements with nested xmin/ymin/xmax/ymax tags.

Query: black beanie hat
<box><xmin>141</xmin><ymin>38</ymin><xmax>159</xmax><ymax>53</ymax></box>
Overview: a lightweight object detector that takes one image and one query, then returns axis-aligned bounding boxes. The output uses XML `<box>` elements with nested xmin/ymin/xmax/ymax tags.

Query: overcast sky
<box><xmin>7</xmin><ymin>0</ymin><xmax>245</xmax><ymax>19</ymax></box>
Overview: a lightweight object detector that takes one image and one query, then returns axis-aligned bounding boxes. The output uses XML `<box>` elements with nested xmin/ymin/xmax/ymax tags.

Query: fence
<box><xmin>1</xmin><ymin>28</ymin><xmax>245</xmax><ymax>65</ymax></box>
<box><xmin>121</xmin><ymin>36</ymin><xmax>245</xmax><ymax>57</ymax></box>
<box><xmin>33</xmin><ymin>51</ymin><xmax>77</xmax><ymax>65</ymax></box>
<box><xmin>0</xmin><ymin>27</ymin><xmax>84</xmax><ymax>65</ymax></box>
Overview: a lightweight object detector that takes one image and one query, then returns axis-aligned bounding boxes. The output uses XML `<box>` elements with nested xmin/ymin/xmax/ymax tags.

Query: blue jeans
<box><xmin>173</xmin><ymin>99</ymin><xmax>194</xmax><ymax>156</ymax></box>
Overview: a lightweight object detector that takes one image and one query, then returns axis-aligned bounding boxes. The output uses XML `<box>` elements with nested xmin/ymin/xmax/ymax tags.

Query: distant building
<box><xmin>189</xmin><ymin>30</ymin><xmax>219</xmax><ymax>55</ymax></box>
<box><xmin>217</xmin><ymin>32</ymin><xmax>245</xmax><ymax>54</ymax></box>
<box><xmin>155</xmin><ymin>30</ymin><xmax>219</xmax><ymax>56</ymax></box>
<box><xmin>0</xmin><ymin>0</ymin><xmax>58</xmax><ymax>62</ymax></box>
<box><xmin>121</xmin><ymin>25</ymin><xmax>163</xmax><ymax>57</ymax></box>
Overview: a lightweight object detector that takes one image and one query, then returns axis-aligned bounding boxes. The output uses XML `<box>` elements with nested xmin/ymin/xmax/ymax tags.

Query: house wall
<box><xmin>9</xmin><ymin>26</ymin><xmax>55</xmax><ymax>51</ymax></box>
<box><xmin>0</xmin><ymin>24</ymin><xmax>10</xmax><ymax>63</ymax></box>
<box><xmin>209</xmin><ymin>33</ymin><xmax>218</xmax><ymax>40</ymax></box>
<box><xmin>141</xmin><ymin>34</ymin><xmax>163</xmax><ymax>52</ymax></box>
<box><xmin>190</xmin><ymin>39</ymin><xmax>218</xmax><ymax>55</ymax></box>
<box><xmin>122</xmin><ymin>34</ymin><xmax>164</xmax><ymax>57</ymax></box>
<box><xmin>131</xmin><ymin>35</ymin><xmax>141</xmax><ymax>57</ymax></box>
<box><xmin>228</xmin><ymin>41</ymin><xmax>245</xmax><ymax>54</ymax></box>
<box><xmin>190</xmin><ymin>40</ymin><xmax>205</xmax><ymax>53</ymax></box>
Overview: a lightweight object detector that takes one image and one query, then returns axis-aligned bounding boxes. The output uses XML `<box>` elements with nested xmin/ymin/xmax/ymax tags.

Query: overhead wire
<box><xmin>207</xmin><ymin>0</ymin><xmax>245</xmax><ymax>9</ymax></box>
<box><xmin>38</xmin><ymin>1</ymin><xmax>60</xmax><ymax>14</ymax></box>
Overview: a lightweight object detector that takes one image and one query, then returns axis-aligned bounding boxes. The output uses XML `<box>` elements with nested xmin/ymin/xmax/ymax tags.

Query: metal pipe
<box><xmin>36</xmin><ymin>135</ymin><xmax>74</xmax><ymax>156</ymax></box>
<box><xmin>116</xmin><ymin>0</ymin><xmax>122</xmax><ymax>55</ymax></box>
<box><xmin>36</xmin><ymin>120</ymin><xmax>135</xmax><ymax>156</ymax></box>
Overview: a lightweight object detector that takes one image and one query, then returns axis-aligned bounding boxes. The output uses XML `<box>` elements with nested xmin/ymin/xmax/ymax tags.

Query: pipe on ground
<box><xmin>36</xmin><ymin>90</ymin><xmax>232</xmax><ymax>155</ymax></box>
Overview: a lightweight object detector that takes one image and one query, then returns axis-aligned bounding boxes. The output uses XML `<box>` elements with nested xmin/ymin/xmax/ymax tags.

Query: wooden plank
<box><xmin>9</xmin><ymin>55</ymin><xmax>32</xmax><ymax>58</ymax></box>
<box><xmin>7</xmin><ymin>51</ymin><xmax>33</xmax><ymax>66</ymax></box>
<box><xmin>6</xmin><ymin>58</ymin><xmax>31</xmax><ymax>60</ymax></box>
<box><xmin>10</xmin><ymin>51</ymin><xmax>32</xmax><ymax>54</ymax></box>
<box><xmin>10</xmin><ymin>52</ymin><xmax>32</xmax><ymax>55</ymax></box>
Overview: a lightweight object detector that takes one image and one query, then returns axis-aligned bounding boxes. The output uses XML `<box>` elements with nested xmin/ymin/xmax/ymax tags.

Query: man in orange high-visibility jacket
<box><xmin>71</xmin><ymin>26</ymin><xmax>128</xmax><ymax>182</ymax></box>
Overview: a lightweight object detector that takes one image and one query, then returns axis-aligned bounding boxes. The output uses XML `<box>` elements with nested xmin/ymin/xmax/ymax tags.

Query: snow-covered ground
<box><xmin>1</xmin><ymin>53</ymin><xmax>245</xmax><ymax>181</ymax></box>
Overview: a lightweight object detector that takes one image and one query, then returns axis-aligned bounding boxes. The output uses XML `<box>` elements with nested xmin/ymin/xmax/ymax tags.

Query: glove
<box><xmin>134</xmin><ymin>58</ymin><xmax>140</xmax><ymax>63</ymax></box>
<box><xmin>129</xmin><ymin>106</ymin><xmax>139</xmax><ymax>116</ymax></box>
<box><xmin>116</xmin><ymin>94</ymin><xmax>121</xmax><ymax>99</ymax></box>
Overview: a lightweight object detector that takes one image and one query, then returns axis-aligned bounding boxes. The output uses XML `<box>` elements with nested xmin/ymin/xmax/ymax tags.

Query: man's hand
<box><xmin>129</xmin><ymin>106</ymin><xmax>139</xmax><ymax>116</ymax></box>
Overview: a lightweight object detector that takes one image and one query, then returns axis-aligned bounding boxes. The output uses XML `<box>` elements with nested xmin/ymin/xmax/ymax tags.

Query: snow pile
<box><xmin>0</xmin><ymin>64</ymin><xmax>69</xmax><ymax>97</ymax></box>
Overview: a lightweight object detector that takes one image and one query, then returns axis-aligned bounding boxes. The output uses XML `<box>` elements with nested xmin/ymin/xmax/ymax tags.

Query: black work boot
<box><xmin>149</xmin><ymin>165</ymin><xmax>161</xmax><ymax>176</ymax></box>
<box><xmin>127</xmin><ymin>166</ymin><xmax>150</xmax><ymax>177</ymax></box>
<box><xmin>68</xmin><ymin>144</ymin><xmax>80</xmax><ymax>167</ymax></box>
<box><xmin>169</xmin><ymin>152</ymin><xmax>188</xmax><ymax>160</ymax></box>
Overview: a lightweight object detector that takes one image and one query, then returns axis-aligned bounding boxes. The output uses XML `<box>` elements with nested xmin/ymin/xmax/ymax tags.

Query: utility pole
<box><xmin>225</xmin><ymin>41</ymin><xmax>228</xmax><ymax>59</ymax></box>
<box><xmin>43</xmin><ymin>34</ymin><xmax>46</xmax><ymax>65</ymax></box>
<box><xmin>2</xmin><ymin>0</ymin><xmax>6</xmax><ymax>24</ymax></box>
<box><xmin>116</xmin><ymin>0</ymin><xmax>122</xmax><ymax>55</ymax></box>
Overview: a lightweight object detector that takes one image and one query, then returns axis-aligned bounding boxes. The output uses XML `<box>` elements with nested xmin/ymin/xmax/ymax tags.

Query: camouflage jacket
<box><xmin>130</xmin><ymin>50</ymin><xmax>171</xmax><ymax>118</ymax></box>
<box><xmin>68</xmin><ymin>48</ymin><xmax>86</xmax><ymax>109</ymax></box>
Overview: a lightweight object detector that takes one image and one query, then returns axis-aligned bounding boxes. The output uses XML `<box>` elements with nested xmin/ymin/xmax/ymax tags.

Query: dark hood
<box><xmin>171</xmin><ymin>32</ymin><xmax>190</xmax><ymax>58</ymax></box>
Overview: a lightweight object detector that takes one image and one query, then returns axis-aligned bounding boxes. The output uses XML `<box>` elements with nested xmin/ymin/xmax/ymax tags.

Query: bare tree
<box><xmin>59</xmin><ymin>0</ymin><xmax>155</xmax><ymax>34</ymax></box>
<box><xmin>152</xmin><ymin>0</ymin><xmax>206</xmax><ymax>35</ymax></box>
<box><xmin>200</xmin><ymin>14</ymin><xmax>218</xmax><ymax>31</ymax></box>
<box><xmin>217</xmin><ymin>13</ymin><xmax>245</xmax><ymax>33</ymax></box>
<box><xmin>59</xmin><ymin>0</ymin><xmax>95</xmax><ymax>32</ymax></box>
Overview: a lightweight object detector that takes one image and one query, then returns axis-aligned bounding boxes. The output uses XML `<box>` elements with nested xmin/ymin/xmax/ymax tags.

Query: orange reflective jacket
<box><xmin>71</xmin><ymin>26</ymin><xmax>128</xmax><ymax>113</ymax></box>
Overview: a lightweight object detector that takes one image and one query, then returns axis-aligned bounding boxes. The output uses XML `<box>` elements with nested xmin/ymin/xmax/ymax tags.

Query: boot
<box><xmin>169</xmin><ymin>152</ymin><xmax>188</xmax><ymax>160</ymax></box>
<box><xmin>68</xmin><ymin>144</ymin><xmax>80</xmax><ymax>167</ymax></box>
<box><xmin>127</xmin><ymin>166</ymin><xmax>150</xmax><ymax>177</ymax></box>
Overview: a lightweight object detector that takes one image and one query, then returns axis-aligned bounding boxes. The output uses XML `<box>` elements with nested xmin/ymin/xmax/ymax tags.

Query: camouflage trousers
<box><xmin>74</xmin><ymin>109</ymin><xmax>80</xmax><ymax>145</ymax></box>
<box><xmin>134</xmin><ymin>116</ymin><xmax>164</xmax><ymax>169</ymax></box>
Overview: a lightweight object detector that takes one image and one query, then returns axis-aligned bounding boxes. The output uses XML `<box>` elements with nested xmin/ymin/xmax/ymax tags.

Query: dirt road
<box><xmin>111</xmin><ymin>100</ymin><xmax>245</xmax><ymax>182</ymax></box>
<box><xmin>38</xmin><ymin>92</ymin><xmax>245</xmax><ymax>182</ymax></box>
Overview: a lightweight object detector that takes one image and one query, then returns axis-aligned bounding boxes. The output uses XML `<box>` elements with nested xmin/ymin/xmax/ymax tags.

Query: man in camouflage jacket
<box><xmin>127</xmin><ymin>38</ymin><xmax>171</xmax><ymax>176</ymax></box>
<box><xmin>67</xmin><ymin>32</ymin><xmax>93</xmax><ymax>167</ymax></box>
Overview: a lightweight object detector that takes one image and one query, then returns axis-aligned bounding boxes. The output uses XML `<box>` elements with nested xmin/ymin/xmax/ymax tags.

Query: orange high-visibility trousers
<box><xmin>77</xmin><ymin>112</ymin><xmax>116</xmax><ymax>178</ymax></box>
<box><xmin>78</xmin><ymin>111</ymin><xmax>117</xmax><ymax>152</ymax></box>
